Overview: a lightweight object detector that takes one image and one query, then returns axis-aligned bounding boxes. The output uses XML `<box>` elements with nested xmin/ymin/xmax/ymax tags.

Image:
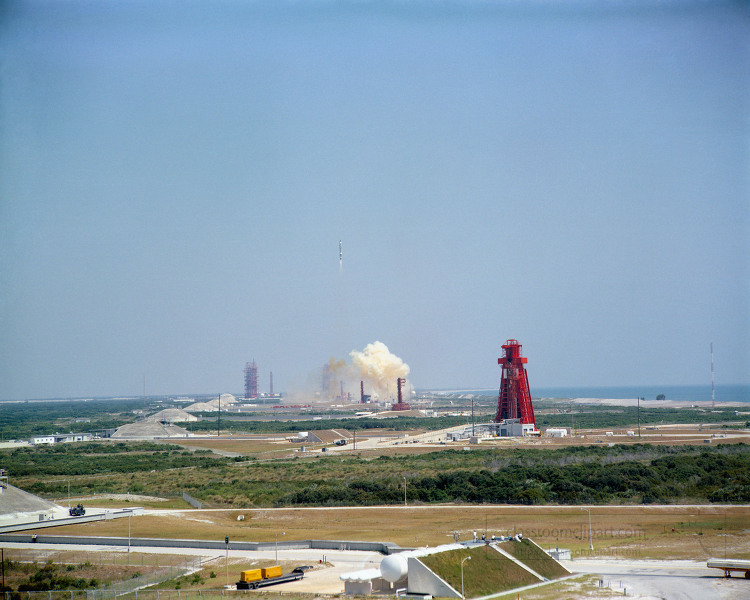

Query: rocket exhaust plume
<box><xmin>350</xmin><ymin>341</ymin><xmax>410</xmax><ymax>401</ymax></box>
<box><xmin>316</xmin><ymin>342</ymin><xmax>410</xmax><ymax>403</ymax></box>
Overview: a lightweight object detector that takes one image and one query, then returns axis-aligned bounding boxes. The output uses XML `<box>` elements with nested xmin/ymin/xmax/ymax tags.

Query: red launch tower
<box><xmin>494</xmin><ymin>339</ymin><xmax>536</xmax><ymax>427</ymax></box>
<box><xmin>391</xmin><ymin>377</ymin><xmax>411</xmax><ymax>411</ymax></box>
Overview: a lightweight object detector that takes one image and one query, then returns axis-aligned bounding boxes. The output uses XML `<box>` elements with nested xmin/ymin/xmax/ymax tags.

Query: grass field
<box><xmin>420</xmin><ymin>545</ymin><xmax>540</xmax><ymax>596</ymax></box>
<box><xmin>497</xmin><ymin>539</ymin><xmax>570</xmax><ymax>579</ymax></box>
<box><xmin>28</xmin><ymin>504</ymin><xmax>750</xmax><ymax>561</ymax></box>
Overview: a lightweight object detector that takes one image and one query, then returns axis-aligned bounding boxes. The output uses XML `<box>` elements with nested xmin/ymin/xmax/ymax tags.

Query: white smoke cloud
<box><xmin>350</xmin><ymin>341</ymin><xmax>410</xmax><ymax>401</ymax></box>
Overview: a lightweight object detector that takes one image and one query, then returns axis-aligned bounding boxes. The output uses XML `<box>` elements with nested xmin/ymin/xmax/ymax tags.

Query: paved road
<box><xmin>565</xmin><ymin>558</ymin><xmax>750</xmax><ymax>600</ymax></box>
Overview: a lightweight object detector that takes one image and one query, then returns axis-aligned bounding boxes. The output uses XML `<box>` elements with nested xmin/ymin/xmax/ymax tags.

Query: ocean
<box><xmin>457</xmin><ymin>384</ymin><xmax>750</xmax><ymax>404</ymax></box>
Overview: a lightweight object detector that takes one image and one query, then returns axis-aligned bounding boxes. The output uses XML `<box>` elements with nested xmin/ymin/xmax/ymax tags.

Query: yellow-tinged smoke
<box><xmin>350</xmin><ymin>341</ymin><xmax>410</xmax><ymax>401</ymax></box>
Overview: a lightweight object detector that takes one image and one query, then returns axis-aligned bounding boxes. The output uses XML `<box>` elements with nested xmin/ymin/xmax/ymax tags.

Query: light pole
<box><xmin>403</xmin><ymin>476</ymin><xmax>407</xmax><ymax>507</ymax></box>
<box><xmin>225</xmin><ymin>536</ymin><xmax>229</xmax><ymax>587</ymax></box>
<box><xmin>638</xmin><ymin>396</ymin><xmax>642</xmax><ymax>438</ymax></box>
<box><xmin>570</xmin><ymin>403</ymin><xmax>575</xmax><ymax>435</ymax></box>
<box><xmin>461</xmin><ymin>556</ymin><xmax>471</xmax><ymax>599</ymax></box>
<box><xmin>275</xmin><ymin>531</ymin><xmax>285</xmax><ymax>563</ymax></box>
<box><xmin>580</xmin><ymin>507</ymin><xmax>593</xmax><ymax>551</ymax></box>
<box><xmin>471</xmin><ymin>398</ymin><xmax>475</xmax><ymax>437</ymax></box>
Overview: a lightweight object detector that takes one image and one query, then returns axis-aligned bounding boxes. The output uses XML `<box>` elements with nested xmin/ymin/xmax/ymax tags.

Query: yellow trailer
<box><xmin>240</xmin><ymin>569</ymin><xmax>262</xmax><ymax>583</ymax></box>
<box><xmin>262</xmin><ymin>565</ymin><xmax>283</xmax><ymax>579</ymax></box>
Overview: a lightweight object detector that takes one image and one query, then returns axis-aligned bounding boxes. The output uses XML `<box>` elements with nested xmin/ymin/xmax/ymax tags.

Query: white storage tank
<box><xmin>380</xmin><ymin>554</ymin><xmax>408</xmax><ymax>583</ymax></box>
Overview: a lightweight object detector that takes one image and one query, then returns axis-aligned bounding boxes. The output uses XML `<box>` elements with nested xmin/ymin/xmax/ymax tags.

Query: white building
<box><xmin>547</xmin><ymin>548</ymin><xmax>571</xmax><ymax>560</ymax></box>
<box><xmin>496</xmin><ymin>419</ymin><xmax>537</xmax><ymax>437</ymax></box>
<box><xmin>30</xmin><ymin>433</ymin><xmax>93</xmax><ymax>445</ymax></box>
<box><xmin>31</xmin><ymin>436</ymin><xmax>56</xmax><ymax>445</ymax></box>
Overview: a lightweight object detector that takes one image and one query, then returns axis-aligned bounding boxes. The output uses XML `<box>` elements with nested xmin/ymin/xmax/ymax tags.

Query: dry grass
<box><xmin>29</xmin><ymin>504</ymin><xmax>750</xmax><ymax>561</ymax></box>
<box><xmin>165</xmin><ymin>435</ymin><xmax>447</xmax><ymax>459</ymax></box>
<box><xmin>65</xmin><ymin>497</ymin><xmax>194</xmax><ymax>510</ymax></box>
<box><xmin>171</xmin><ymin>438</ymin><xmax>295</xmax><ymax>457</ymax></box>
<box><xmin>516</xmin><ymin>574</ymin><xmax>606</xmax><ymax>599</ymax></box>
<box><xmin>168</xmin><ymin>427</ymin><xmax>750</xmax><ymax>456</ymax></box>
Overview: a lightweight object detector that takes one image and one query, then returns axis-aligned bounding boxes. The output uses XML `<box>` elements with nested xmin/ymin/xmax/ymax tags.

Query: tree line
<box><xmin>275</xmin><ymin>444</ymin><xmax>750</xmax><ymax>506</ymax></box>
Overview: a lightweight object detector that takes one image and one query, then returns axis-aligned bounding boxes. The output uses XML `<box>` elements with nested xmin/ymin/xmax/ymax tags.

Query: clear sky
<box><xmin>1</xmin><ymin>0</ymin><xmax>748</xmax><ymax>400</ymax></box>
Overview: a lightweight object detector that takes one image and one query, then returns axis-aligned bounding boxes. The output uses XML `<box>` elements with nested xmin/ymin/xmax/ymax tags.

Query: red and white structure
<box><xmin>494</xmin><ymin>339</ymin><xmax>537</xmax><ymax>428</ymax></box>
<box><xmin>391</xmin><ymin>377</ymin><xmax>411</xmax><ymax>411</ymax></box>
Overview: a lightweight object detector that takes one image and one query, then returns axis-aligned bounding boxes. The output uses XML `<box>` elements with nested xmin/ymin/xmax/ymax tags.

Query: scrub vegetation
<box><xmin>536</xmin><ymin>406</ymin><xmax>745</xmax><ymax>430</ymax></box>
<box><xmin>274</xmin><ymin>444</ymin><xmax>750</xmax><ymax>506</ymax></box>
<box><xmin>4</xmin><ymin>440</ymin><xmax>748</xmax><ymax>506</ymax></box>
<box><xmin>0</xmin><ymin>557</ymin><xmax>149</xmax><ymax>592</ymax></box>
<box><xmin>2</xmin><ymin>442</ymin><xmax>227</xmax><ymax>477</ymax></box>
<box><xmin>0</xmin><ymin>398</ymin><xmax>150</xmax><ymax>440</ymax></box>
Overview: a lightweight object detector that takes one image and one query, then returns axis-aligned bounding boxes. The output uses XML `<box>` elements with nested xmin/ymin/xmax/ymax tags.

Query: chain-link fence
<box><xmin>2</xmin><ymin>592</ymin><xmax>340</xmax><ymax>600</ymax></box>
<box><xmin>0</xmin><ymin>550</ymin><xmax>200</xmax><ymax>600</ymax></box>
<box><xmin>1</xmin><ymin>549</ymin><xmax>201</xmax><ymax>569</ymax></box>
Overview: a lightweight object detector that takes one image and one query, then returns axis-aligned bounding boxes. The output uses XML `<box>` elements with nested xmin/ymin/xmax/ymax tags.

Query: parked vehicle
<box><xmin>236</xmin><ymin>565</ymin><xmax>305</xmax><ymax>589</ymax></box>
<box><xmin>69</xmin><ymin>504</ymin><xmax>85</xmax><ymax>516</ymax></box>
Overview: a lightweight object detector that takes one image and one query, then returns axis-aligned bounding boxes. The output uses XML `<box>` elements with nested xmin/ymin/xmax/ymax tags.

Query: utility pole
<box><xmin>580</xmin><ymin>507</ymin><xmax>593</xmax><ymax>551</ymax></box>
<box><xmin>711</xmin><ymin>342</ymin><xmax>715</xmax><ymax>409</ymax></box>
<box><xmin>218</xmin><ymin>394</ymin><xmax>221</xmax><ymax>437</ymax></box>
<box><xmin>403</xmin><ymin>476</ymin><xmax>407</xmax><ymax>507</ymax></box>
<box><xmin>471</xmin><ymin>398</ymin><xmax>475</xmax><ymax>437</ymax></box>
<box><xmin>570</xmin><ymin>403</ymin><xmax>575</xmax><ymax>435</ymax></box>
<box><xmin>638</xmin><ymin>396</ymin><xmax>642</xmax><ymax>438</ymax></box>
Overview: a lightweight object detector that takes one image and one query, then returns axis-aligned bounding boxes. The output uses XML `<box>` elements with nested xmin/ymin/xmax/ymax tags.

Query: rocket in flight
<box><xmin>339</xmin><ymin>240</ymin><xmax>343</xmax><ymax>267</ymax></box>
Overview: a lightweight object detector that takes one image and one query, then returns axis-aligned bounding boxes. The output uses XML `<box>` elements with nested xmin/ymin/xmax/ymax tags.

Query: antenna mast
<box><xmin>711</xmin><ymin>342</ymin><xmax>715</xmax><ymax>408</ymax></box>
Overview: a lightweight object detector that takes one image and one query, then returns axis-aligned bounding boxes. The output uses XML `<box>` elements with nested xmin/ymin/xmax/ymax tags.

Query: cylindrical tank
<box><xmin>380</xmin><ymin>554</ymin><xmax>408</xmax><ymax>582</ymax></box>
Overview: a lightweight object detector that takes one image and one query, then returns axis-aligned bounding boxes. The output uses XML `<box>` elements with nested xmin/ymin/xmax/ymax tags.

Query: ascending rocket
<box><xmin>339</xmin><ymin>240</ymin><xmax>343</xmax><ymax>263</ymax></box>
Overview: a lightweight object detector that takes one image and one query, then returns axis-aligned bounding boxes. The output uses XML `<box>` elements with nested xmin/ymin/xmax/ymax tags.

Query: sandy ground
<box><xmin>70</xmin><ymin>494</ymin><xmax>170</xmax><ymax>502</ymax></box>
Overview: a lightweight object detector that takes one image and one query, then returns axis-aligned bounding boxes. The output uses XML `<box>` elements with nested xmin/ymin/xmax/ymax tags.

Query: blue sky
<box><xmin>1</xmin><ymin>0</ymin><xmax>748</xmax><ymax>400</ymax></box>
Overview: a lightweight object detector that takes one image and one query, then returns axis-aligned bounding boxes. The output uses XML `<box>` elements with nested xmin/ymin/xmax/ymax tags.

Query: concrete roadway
<box><xmin>565</xmin><ymin>558</ymin><xmax>750</xmax><ymax>600</ymax></box>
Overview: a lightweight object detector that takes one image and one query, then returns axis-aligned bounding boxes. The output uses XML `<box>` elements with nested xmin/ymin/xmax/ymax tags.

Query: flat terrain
<box><xmin>2</xmin><ymin>398</ymin><xmax>749</xmax><ymax>599</ymax></box>
<box><xmin>163</xmin><ymin>423</ymin><xmax>750</xmax><ymax>457</ymax></box>
<box><xmin>23</xmin><ymin>504</ymin><xmax>750</xmax><ymax>561</ymax></box>
<box><xmin>5</xmin><ymin>503</ymin><xmax>748</xmax><ymax>600</ymax></box>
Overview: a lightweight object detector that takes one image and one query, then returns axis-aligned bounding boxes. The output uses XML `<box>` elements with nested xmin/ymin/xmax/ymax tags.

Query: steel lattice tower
<box><xmin>244</xmin><ymin>361</ymin><xmax>258</xmax><ymax>399</ymax></box>
<box><xmin>494</xmin><ymin>339</ymin><xmax>536</xmax><ymax>427</ymax></box>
